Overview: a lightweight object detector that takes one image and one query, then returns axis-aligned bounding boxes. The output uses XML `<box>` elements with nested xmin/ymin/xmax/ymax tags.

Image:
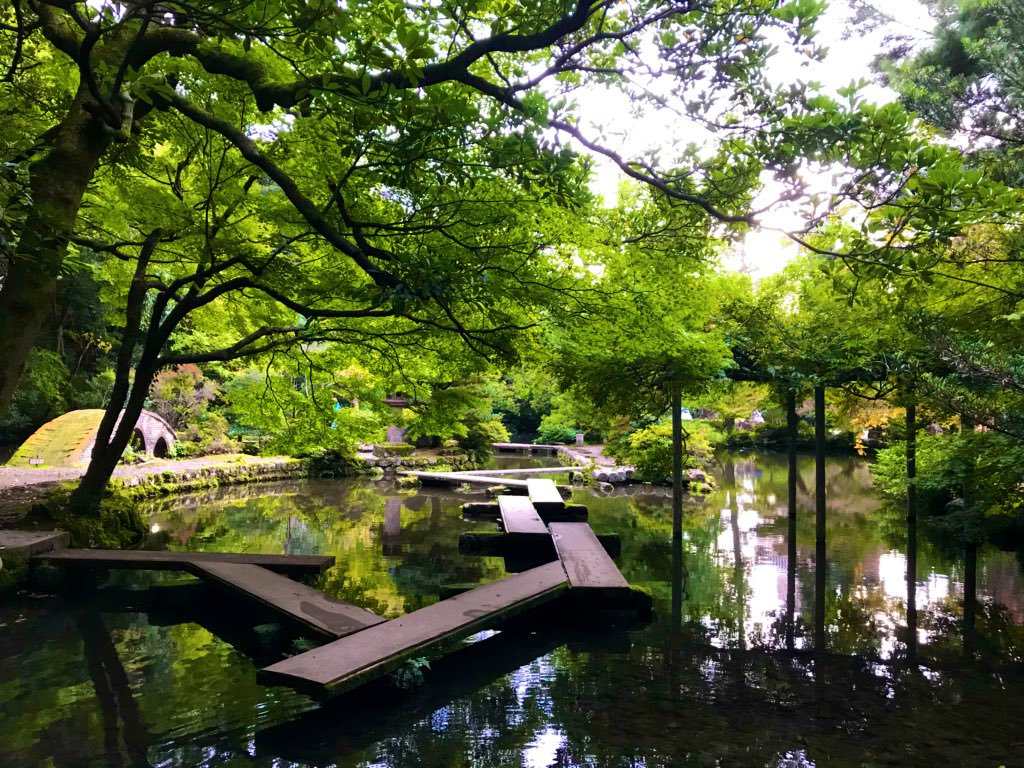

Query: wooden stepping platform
<box><xmin>462</xmin><ymin>501</ymin><xmax>588</xmax><ymax>522</ymax></box>
<box><xmin>190</xmin><ymin>562</ymin><xmax>384</xmax><ymax>640</ymax></box>
<box><xmin>34</xmin><ymin>549</ymin><xmax>334</xmax><ymax>577</ymax></box>
<box><xmin>497</xmin><ymin>495</ymin><xmax>548</xmax><ymax>537</ymax></box>
<box><xmin>492</xmin><ymin>442</ymin><xmax>563</xmax><ymax>452</ymax></box>
<box><xmin>258</xmin><ymin>561</ymin><xmax>569</xmax><ymax>697</ymax></box>
<box><xmin>459</xmin><ymin>531</ymin><xmax>620</xmax><ymax>559</ymax></box>
<box><xmin>528</xmin><ymin>478</ymin><xmax>566</xmax><ymax>513</ymax></box>
<box><xmin>397</xmin><ymin>470</ymin><xmax>530</xmax><ymax>488</ymax></box>
<box><xmin>549</xmin><ymin>522</ymin><xmax>628</xmax><ymax>591</ymax></box>
<box><xmin>0</xmin><ymin>529</ymin><xmax>69</xmax><ymax>556</ymax></box>
<box><xmin>450</xmin><ymin>467</ymin><xmax>582</xmax><ymax>476</ymax></box>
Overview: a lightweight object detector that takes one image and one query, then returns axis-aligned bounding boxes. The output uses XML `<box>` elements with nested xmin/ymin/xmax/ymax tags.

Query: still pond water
<box><xmin>1</xmin><ymin>453</ymin><xmax>1023</xmax><ymax>767</ymax></box>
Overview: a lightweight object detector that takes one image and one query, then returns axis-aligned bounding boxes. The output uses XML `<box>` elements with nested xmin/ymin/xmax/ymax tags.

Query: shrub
<box><xmin>149</xmin><ymin>364</ymin><xmax>218</xmax><ymax>431</ymax></box>
<box><xmin>0</xmin><ymin>349</ymin><xmax>69</xmax><ymax>441</ymax></box>
<box><xmin>459</xmin><ymin>416</ymin><xmax>510</xmax><ymax>462</ymax></box>
<box><xmin>871</xmin><ymin>431</ymin><xmax>1024</xmax><ymax>540</ymax></box>
<box><xmin>176</xmin><ymin>412</ymin><xmax>240</xmax><ymax>457</ymax></box>
<box><xmin>614</xmin><ymin>420</ymin><xmax>725</xmax><ymax>483</ymax></box>
<box><xmin>535</xmin><ymin>422</ymin><xmax>578</xmax><ymax>445</ymax></box>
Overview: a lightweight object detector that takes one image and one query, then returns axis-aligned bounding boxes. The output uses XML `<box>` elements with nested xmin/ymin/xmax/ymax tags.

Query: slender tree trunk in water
<box><xmin>671</xmin><ymin>382</ymin><xmax>683</xmax><ymax>539</ymax></box>
<box><xmin>786</xmin><ymin>390</ymin><xmax>798</xmax><ymax>651</ymax></box>
<box><xmin>964</xmin><ymin>542</ymin><xmax>978</xmax><ymax>656</ymax></box>
<box><xmin>814</xmin><ymin>384</ymin><xmax>827</xmax><ymax>655</ymax></box>
<box><xmin>961</xmin><ymin>415</ymin><xmax>977</xmax><ymax>656</ymax></box>
<box><xmin>730</xmin><ymin>481</ymin><xmax>746</xmax><ymax>650</ymax></box>
<box><xmin>0</xmin><ymin>88</ymin><xmax>109</xmax><ymax>415</ymax></box>
<box><xmin>671</xmin><ymin>531</ymin><xmax>684</xmax><ymax>632</ymax></box>
<box><xmin>906</xmin><ymin>400</ymin><xmax>918</xmax><ymax>662</ymax></box>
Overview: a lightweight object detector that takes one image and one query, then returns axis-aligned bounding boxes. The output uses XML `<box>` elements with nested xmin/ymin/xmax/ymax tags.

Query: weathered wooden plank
<box><xmin>460</xmin><ymin>531</ymin><xmax>618</xmax><ymax>559</ymax></box>
<box><xmin>190</xmin><ymin>562</ymin><xmax>384</xmax><ymax>639</ymax></box>
<box><xmin>258</xmin><ymin>561</ymin><xmax>569</xmax><ymax>696</ymax></box>
<box><xmin>463</xmin><ymin>501</ymin><xmax>589</xmax><ymax>522</ymax></box>
<box><xmin>0</xmin><ymin>529</ymin><xmax>69</xmax><ymax>556</ymax></box>
<box><xmin>549</xmin><ymin>523</ymin><xmax>628</xmax><ymax>590</ymax></box>
<box><xmin>398</xmin><ymin>470</ymin><xmax>530</xmax><ymax>488</ymax></box>
<box><xmin>527</xmin><ymin>478</ymin><xmax>565</xmax><ymax>512</ymax></box>
<box><xmin>497</xmin><ymin>495</ymin><xmax>548</xmax><ymax>537</ymax></box>
<box><xmin>492</xmin><ymin>442</ymin><xmax>562</xmax><ymax>452</ymax></box>
<box><xmin>33</xmin><ymin>549</ymin><xmax>335</xmax><ymax>576</ymax></box>
<box><xmin>451</xmin><ymin>467</ymin><xmax>583</xmax><ymax>476</ymax></box>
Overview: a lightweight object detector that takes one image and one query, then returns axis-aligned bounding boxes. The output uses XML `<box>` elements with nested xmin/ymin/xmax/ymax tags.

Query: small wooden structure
<box><xmin>29</xmin><ymin>478</ymin><xmax>646</xmax><ymax>701</ymax></box>
<box><xmin>35</xmin><ymin>548</ymin><xmax>333</xmax><ymax>577</ymax></box>
<box><xmin>258</xmin><ymin>561</ymin><xmax>570</xmax><ymax>696</ymax></box>
<box><xmin>190</xmin><ymin>561</ymin><xmax>383</xmax><ymax>640</ymax></box>
<box><xmin>397</xmin><ymin>470</ymin><xmax>530</xmax><ymax>488</ymax></box>
<box><xmin>497</xmin><ymin>495</ymin><xmax>548</xmax><ymax>537</ymax></box>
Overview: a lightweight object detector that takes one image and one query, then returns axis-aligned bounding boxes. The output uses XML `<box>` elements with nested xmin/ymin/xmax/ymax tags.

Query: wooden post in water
<box><xmin>671</xmin><ymin>530</ymin><xmax>685</xmax><ymax>632</ymax></box>
<box><xmin>672</xmin><ymin>381</ymin><xmax>683</xmax><ymax>539</ymax></box>
<box><xmin>786</xmin><ymin>389</ymin><xmax>798</xmax><ymax>651</ymax></box>
<box><xmin>906</xmin><ymin>399</ymin><xmax>918</xmax><ymax>661</ymax></box>
<box><xmin>383</xmin><ymin>496</ymin><xmax>402</xmax><ymax>556</ymax></box>
<box><xmin>961</xmin><ymin>414</ymin><xmax>978</xmax><ymax>656</ymax></box>
<box><xmin>814</xmin><ymin>384</ymin><xmax>827</xmax><ymax>655</ymax></box>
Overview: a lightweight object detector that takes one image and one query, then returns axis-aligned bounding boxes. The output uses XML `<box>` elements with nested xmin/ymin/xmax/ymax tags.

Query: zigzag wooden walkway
<box><xmin>255</xmin><ymin>479</ymin><xmax>644</xmax><ymax>698</ymax></box>
<box><xmin>258</xmin><ymin>561</ymin><xmax>570</xmax><ymax>696</ymax></box>
<box><xmin>34</xmin><ymin>548</ymin><xmax>334</xmax><ymax>577</ymax></box>
<box><xmin>31</xmin><ymin>479</ymin><xmax>645</xmax><ymax>700</ymax></box>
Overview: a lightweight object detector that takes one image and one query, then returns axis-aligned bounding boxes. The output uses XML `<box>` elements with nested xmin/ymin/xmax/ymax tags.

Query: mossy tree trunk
<box><xmin>0</xmin><ymin>87</ymin><xmax>110</xmax><ymax>416</ymax></box>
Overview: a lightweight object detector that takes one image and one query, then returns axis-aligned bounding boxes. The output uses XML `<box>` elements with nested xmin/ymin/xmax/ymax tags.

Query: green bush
<box><xmin>613</xmin><ymin>420</ymin><xmax>725</xmax><ymax>483</ymax></box>
<box><xmin>871</xmin><ymin>431</ymin><xmax>1024</xmax><ymax>540</ymax></box>
<box><xmin>458</xmin><ymin>416</ymin><xmax>510</xmax><ymax>462</ymax></box>
<box><xmin>535</xmin><ymin>423</ymin><xmax>578</xmax><ymax>444</ymax></box>
<box><xmin>0</xmin><ymin>349</ymin><xmax>69</xmax><ymax>441</ymax></box>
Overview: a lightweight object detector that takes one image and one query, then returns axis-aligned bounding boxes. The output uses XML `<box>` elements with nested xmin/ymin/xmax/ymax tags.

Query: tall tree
<box><xmin>0</xmin><ymin>0</ymin><xmax>833</xmax><ymax>419</ymax></box>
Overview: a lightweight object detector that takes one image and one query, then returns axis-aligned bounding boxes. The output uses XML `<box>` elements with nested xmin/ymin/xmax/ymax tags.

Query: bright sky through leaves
<box><xmin>574</xmin><ymin>0</ymin><xmax>932</xmax><ymax>278</ymax></box>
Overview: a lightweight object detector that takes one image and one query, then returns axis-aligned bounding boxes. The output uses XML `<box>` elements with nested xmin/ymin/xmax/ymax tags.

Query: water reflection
<box><xmin>1</xmin><ymin>453</ymin><xmax>1023</xmax><ymax>767</ymax></box>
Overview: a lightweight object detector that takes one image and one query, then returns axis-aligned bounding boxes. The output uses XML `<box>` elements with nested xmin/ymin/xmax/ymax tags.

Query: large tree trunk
<box><xmin>70</xmin><ymin>354</ymin><xmax>157</xmax><ymax>514</ymax></box>
<box><xmin>0</xmin><ymin>88</ymin><xmax>109</xmax><ymax>415</ymax></box>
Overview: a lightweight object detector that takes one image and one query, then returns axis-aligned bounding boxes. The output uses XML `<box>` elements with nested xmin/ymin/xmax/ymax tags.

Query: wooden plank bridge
<box><xmin>30</xmin><ymin>478</ymin><xmax>648</xmax><ymax>700</ymax></box>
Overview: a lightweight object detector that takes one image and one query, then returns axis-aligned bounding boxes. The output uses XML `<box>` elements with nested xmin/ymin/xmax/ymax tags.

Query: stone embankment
<box><xmin>356</xmin><ymin>453</ymin><xmax>476</xmax><ymax>474</ymax></box>
<box><xmin>0</xmin><ymin>455</ymin><xmax>309</xmax><ymax>519</ymax></box>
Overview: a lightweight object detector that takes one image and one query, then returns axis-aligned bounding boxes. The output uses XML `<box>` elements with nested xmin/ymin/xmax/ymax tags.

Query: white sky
<box><xmin>572</xmin><ymin>0</ymin><xmax>935</xmax><ymax>279</ymax></box>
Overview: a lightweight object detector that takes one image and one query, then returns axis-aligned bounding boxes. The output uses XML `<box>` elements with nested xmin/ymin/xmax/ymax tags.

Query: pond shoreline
<box><xmin>0</xmin><ymin>450</ymin><xmax>483</xmax><ymax>524</ymax></box>
<box><xmin>0</xmin><ymin>455</ymin><xmax>311</xmax><ymax>522</ymax></box>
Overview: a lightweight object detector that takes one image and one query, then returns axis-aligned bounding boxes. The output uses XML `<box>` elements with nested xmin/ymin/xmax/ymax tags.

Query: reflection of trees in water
<box><xmin>605</xmin><ymin>453</ymin><xmax>1023</xmax><ymax>663</ymax></box>
<box><xmin>545</xmin><ymin>632</ymin><xmax>1024</xmax><ymax>768</ymax></box>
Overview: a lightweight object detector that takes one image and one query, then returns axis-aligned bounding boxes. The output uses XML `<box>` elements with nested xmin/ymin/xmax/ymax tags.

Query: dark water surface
<box><xmin>2</xmin><ymin>453</ymin><xmax>1023</xmax><ymax>767</ymax></box>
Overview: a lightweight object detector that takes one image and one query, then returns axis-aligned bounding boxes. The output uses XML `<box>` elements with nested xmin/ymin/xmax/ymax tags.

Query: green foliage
<box><xmin>402</xmin><ymin>380</ymin><xmax>510</xmax><ymax>461</ymax></box>
<box><xmin>609</xmin><ymin>420</ymin><xmax>725</xmax><ymax>483</ymax></box>
<box><xmin>176</xmin><ymin>412</ymin><xmax>240</xmax><ymax>457</ymax></box>
<box><xmin>872</xmin><ymin>431</ymin><xmax>1024</xmax><ymax>540</ymax></box>
<box><xmin>0</xmin><ymin>550</ymin><xmax>29</xmax><ymax>594</ymax></box>
<box><xmin>225</xmin><ymin>369</ymin><xmax>384</xmax><ymax>457</ymax></box>
<box><xmin>0</xmin><ymin>349</ymin><xmax>69</xmax><ymax>441</ymax></box>
<box><xmin>41</xmin><ymin>486</ymin><xmax>147</xmax><ymax>547</ymax></box>
<box><xmin>149</xmin><ymin>364</ymin><xmax>218</xmax><ymax>431</ymax></box>
<box><xmin>535</xmin><ymin>423</ymin><xmax>578</xmax><ymax>445</ymax></box>
<box><xmin>389</xmin><ymin>656</ymin><xmax>431</xmax><ymax>691</ymax></box>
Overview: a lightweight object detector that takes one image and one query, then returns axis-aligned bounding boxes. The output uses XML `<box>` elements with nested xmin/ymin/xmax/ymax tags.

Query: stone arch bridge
<box><xmin>7</xmin><ymin>409</ymin><xmax>176</xmax><ymax>468</ymax></box>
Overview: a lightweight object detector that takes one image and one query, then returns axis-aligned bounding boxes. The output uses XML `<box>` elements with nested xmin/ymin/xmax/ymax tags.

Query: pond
<box><xmin>1</xmin><ymin>452</ymin><xmax>1022</xmax><ymax>767</ymax></box>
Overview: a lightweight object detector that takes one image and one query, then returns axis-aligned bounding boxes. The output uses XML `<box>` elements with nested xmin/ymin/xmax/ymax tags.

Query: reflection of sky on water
<box><xmin>523</xmin><ymin>727</ymin><xmax>567</xmax><ymax>768</ymax></box>
<box><xmin>710</xmin><ymin>457</ymin><xmax>1019</xmax><ymax>659</ymax></box>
